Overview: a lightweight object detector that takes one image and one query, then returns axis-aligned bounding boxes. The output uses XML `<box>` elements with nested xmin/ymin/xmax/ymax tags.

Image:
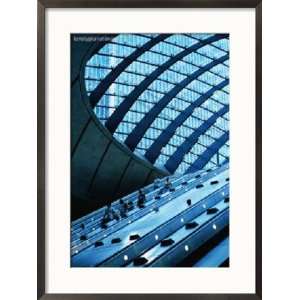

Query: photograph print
<box><xmin>71</xmin><ymin>33</ymin><xmax>230</xmax><ymax>268</ymax></box>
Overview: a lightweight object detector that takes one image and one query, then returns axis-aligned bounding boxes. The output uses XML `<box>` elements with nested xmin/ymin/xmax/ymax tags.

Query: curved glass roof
<box><xmin>84</xmin><ymin>33</ymin><xmax>229</xmax><ymax>174</ymax></box>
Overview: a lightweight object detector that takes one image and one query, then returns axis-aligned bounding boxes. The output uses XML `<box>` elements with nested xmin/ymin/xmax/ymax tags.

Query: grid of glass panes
<box><xmin>86</xmin><ymin>34</ymin><xmax>227</xmax><ymax>122</ymax></box>
<box><xmin>84</xmin><ymin>33</ymin><xmax>229</xmax><ymax>174</ymax></box>
<box><xmin>87</xmin><ymin>34</ymin><xmax>227</xmax><ymax>128</ymax></box>
<box><xmin>131</xmin><ymin>68</ymin><xmax>228</xmax><ymax>156</ymax></box>
<box><xmin>132</xmin><ymin>68</ymin><xmax>228</xmax><ymax>159</ymax></box>
<box><xmin>163</xmin><ymin>114</ymin><xmax>229</xmax><ymax>173</ymax></box>
<box><xmin>113</xmin><ymin>35</ymin><xmax>228</xmax><ymax>145</ymax></box>
<box><xmin>85</xmin><ymin>34</ymin><xmax>156</xmax><ymax>122</ymax></box>
<box><xmin>152</xmin><ymin>86</ymin><xmax>229</xmax><ymax>170</ymax></box>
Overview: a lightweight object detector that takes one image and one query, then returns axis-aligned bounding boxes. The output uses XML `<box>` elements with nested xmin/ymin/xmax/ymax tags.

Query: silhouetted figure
<box><xmin>153</xmin><ymin>178</ymin><xmax>161</xmax><ymax>190</ymax></box>
<box><xmin>153</xmin><ymin>205</ymin><xmax>159</xmax><ymax>213</ymax></box>
<box><xmin>111</xmin><ymin>208</ymin><xmax>120</xmax><ymax>221</ymax></box>
<box><xmin>187</xmin><ymin>199</ymin><xmax>192</xmax><ymax>206</ymax></box>
<box><xmin>160</xmin><ymin>177</ymin><xmax>172</xmax><ymax>194</ymax></box>
<box><xmin>165</xmin><ymin>177</ymin><xmax>172</xmax><ymax>190</ymax></box>
<box><xmin>137</xmin><ymin>189</ymin><xmax>146</xmax><ymax>208</ymax></box>
<box><xmin>119</xmin><ymin>199</ymin><xmax>128</xmax><ymax>218</ymax></box>
<box><xmin>127</xmin><ymin>200</ymin><xmax>134</xmax><ymax>211</ymax></box>
<box><xmin>101</xmin><ymin>204</ymin><xmax>113</xmax><ymax>228</ymax></box>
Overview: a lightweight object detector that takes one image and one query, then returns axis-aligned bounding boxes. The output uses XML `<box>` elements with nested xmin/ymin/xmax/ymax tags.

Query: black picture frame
<box><xmin>37</xmin><ymin>1</ymin><xmax>262</xmax><ymax>299</ymax></box>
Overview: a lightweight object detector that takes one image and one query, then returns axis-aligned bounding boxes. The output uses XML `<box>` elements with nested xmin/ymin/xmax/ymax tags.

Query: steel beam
<box><xmin>187</xmin><ymin>132</ymin><xmax>229</xmax><ymax>173</ymax></box>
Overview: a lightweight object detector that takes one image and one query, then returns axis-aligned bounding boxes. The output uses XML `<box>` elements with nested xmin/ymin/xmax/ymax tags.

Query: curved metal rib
<box><xmin>105</xmin><ymin>34</ymin><xmax>229</xmax><ymax>134</ymax></box>
<box><xmin>164</xmin><ymin>105</ymin><xmax>229</xmax><ymax>173</ymax></box>
<box><xmin>186</xmin><ymin>132</ymin><xmax>229</xmax><ymax>173</ymax></box>
<box><xmin>144</xmin><ymin>79</ymin><xmax>229</xmax><ymax>164</ymax></box>
<box><xmin>89</xmin><ymin>34</ymin><xmax>172</xmax><ymax>108</ymax></box>
<box><xmin>124</xmin><ymin>54</ymin><xmax>229</xmax><ymax>150</ymax></box>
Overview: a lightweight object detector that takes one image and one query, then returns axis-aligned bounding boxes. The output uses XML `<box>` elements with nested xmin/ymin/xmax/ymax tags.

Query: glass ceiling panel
<box><xmin>198</xmin><ymin>71</ymin><xmax>224</xmax><ymax>86</ymax></box>
<box><xmin>209</xmin><ymin>63</ymin><xmax>229</xmax><ymax>79</ymax></box>
<box><xmin>139</xmin><ymin>90</ymin><xmax>164</xmax><ymax>103</ymax></box>
<box><xmin>112</xmin><ymin>34</ymin><xmax>151</xmax><ymax>47</ymax></box>
<box><xmin>219</xmin><ymin>144</ymin><xmax>229</xmax><ymax>157</ymax></box>
<box><xmin>222</xmin><ymin>85</ymin><xmax>230</xmax><ymax>94</ymax></box>
<box><xmin>201</xmin><ymin>98</ymin><xmax>225</xmax><ymax>112</ymax></box>
<box><xmin>168</xmin><ymin>97</ymin><xmax>190</xmax><ymax>111</ymax></box>
<box><xmin>168</xmin><ymin>134</ymin><xmax>185</xmax><ymax>147</ymax></box>
<box><xmin>170</xmin><ymin>61</ymin><xmax>198</xmax><ymax>75</ymax></box>
<box><xmin>190</xmin><ymin>143</ymin><xmax>207</xmax><ymax>156</ymax></box>
<box><xmin>211</xmin><ymin>38</ymin><xmax>229</xmax><ymax>52</ymax></box>
<box><xmin>150</xmin><ymin>41</ymin><xmax>183</xmax><ymax>56</ymax></box>
<box><xmin>186</xmin><ymin>79</ymin><xmax>211</xmax><ymax>94</ymax></box>
<box><xmin>211</xmin><ymin>90</ymin><xmax>229</xmax><ymax>105</ymax></box>
<box><xmin>158</xmin><ymin>69</ymin><xmax>187</xmax><ymax>84</ymax></box>
<box><xmin>137</xmin><ymin>51</ymin><xmax>170</xmax><ymax>65</ymax></box>
<box><xmin>84</xmin><ymin>33</ymin><xmax>230</xmax><ymax>175</ymax></box>
<box><xmin>125</xmin><ymin>61</ymin><xmax>158</xmax><ymax>75</ymax></box>
<box><xmin>215</xmin><ymin>116</ymin><xmax>229</xmax><ymax>131</ymax></box>
<box><xmin>182</xmin><ymin>52</ymin><xmax>213</xmax><ymax>67</ymax></box>
<box><xmin>185</xmin><ymin>33</ymin><xmax>215</xmax><ymax>41</ymax></box>
<box><xmin>155</xmin><ymin>154</ymin><xmax>170</xmax><ymax>167</ymax></box>
<box><xmin>177</xmin><ymin>88</ymin><xmax>200</xmax><ymax>102</ymax></box>
<box><xmin>176</xmin><ymin>161</ymin><xmax>191</xmax><ymax>174</ymax></box>
<box><xmin>165</xmin><ymin>34</ymin><xmax>198</xmax><ymax>48</ymax></box>
<box><xmin>148</xmin><ymin>80</ymin><xmax>175</xmax><ymax>93</ymax></box>
<box><xmin>114</xmin><ymin>71</ymin><xmax>145</xmax><ymax>85</ymax></box>
<box><xmin>197</xmin><ymin>44</ymin><xmax>227</xmax><ymax>59</ymax></box>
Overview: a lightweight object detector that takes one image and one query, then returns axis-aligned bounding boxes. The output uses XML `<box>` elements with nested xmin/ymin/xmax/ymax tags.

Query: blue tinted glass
<box><xmin>84</xmin><ymin>33</ymin><xmax>230</xmax><ymax>174</ymax></box>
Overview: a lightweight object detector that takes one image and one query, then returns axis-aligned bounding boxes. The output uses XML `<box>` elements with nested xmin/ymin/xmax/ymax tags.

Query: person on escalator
<box><xmin>119</xmin><ymin>199</ymin><xmax>128</xmax><ymax>218</ymax></box>
<box><xmin>111</xmin><ymin>207</ymin><xmax>120</xmax><ymax>221</ymax></box>
<box><xmin>101</xmin><ymin>204</ymin><xmax>113</xmax><ymax>228</ymax></box>
<box><xmin>126</xmin><ymin>199</ymin><xmax>134</xmax><ymax>211</ymax></box>
<box><xmin>165</xmin><ymin>177</ymin><xmax>172</xmax><ymax>189</ymax></box>
<box><xmin>153</xmin><ymin>178</ymin><xmax>161</xmax><ymax>190</ymax></box>
<box><xmin>137</xmin><ymin>189</ymin><xmax>146</xmax><ymax>208</ymax></box>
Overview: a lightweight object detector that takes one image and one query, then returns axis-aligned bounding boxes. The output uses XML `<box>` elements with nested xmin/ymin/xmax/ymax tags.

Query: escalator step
<box><xmin>185</xmin><ymin>221</ymin><xmax>199</xmax><ymax>229</ymax></box>
<box><xmin>129</xmin><ymin>234</ymin><xmax>140</xmax><ymax>241</ymax></box>
<box><xmin>94</xmin><ymin>241</ymin><xmax>104</xmax><ymax>247</ymax></box>
<box><xmin>80</xmin><ymin>235</ymin><xmax>87</xmax><ymax>241</ymax></box>
<box><xmin>111</xmin><ymin>238</ymin><xmax>121</xmax><ymax>244</ymax></box>
<box><xmin>210</xmin><ymin>180</ymin><xmax>219</xmax><ymax>185</ymax></box>
<box><xmin>133</xmin><ymin>257</ymin><xmax>148</xmax><ymax>266</ymax></box>
<box><xmin>206</xmin><ymin>207</ymin><xmax>219</xmax><ymax>215</ymax></box>
<box><xmin>160</xmin><ymin>239</ymin><xmax>175</xmax><ymax>247</ymax></box>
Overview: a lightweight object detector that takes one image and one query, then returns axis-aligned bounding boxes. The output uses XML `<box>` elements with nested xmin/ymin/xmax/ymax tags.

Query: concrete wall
<box><xmin>71</xmin><ymin>37</ymin><xmax>168</xmax><ymax>220</ymax></box>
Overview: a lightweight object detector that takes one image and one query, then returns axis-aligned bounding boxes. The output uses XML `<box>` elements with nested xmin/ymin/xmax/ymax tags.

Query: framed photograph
<box><xmin>38</xmin><ymin>0</ymin><xmax>262</xmax><ymax>299</ymax></box>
